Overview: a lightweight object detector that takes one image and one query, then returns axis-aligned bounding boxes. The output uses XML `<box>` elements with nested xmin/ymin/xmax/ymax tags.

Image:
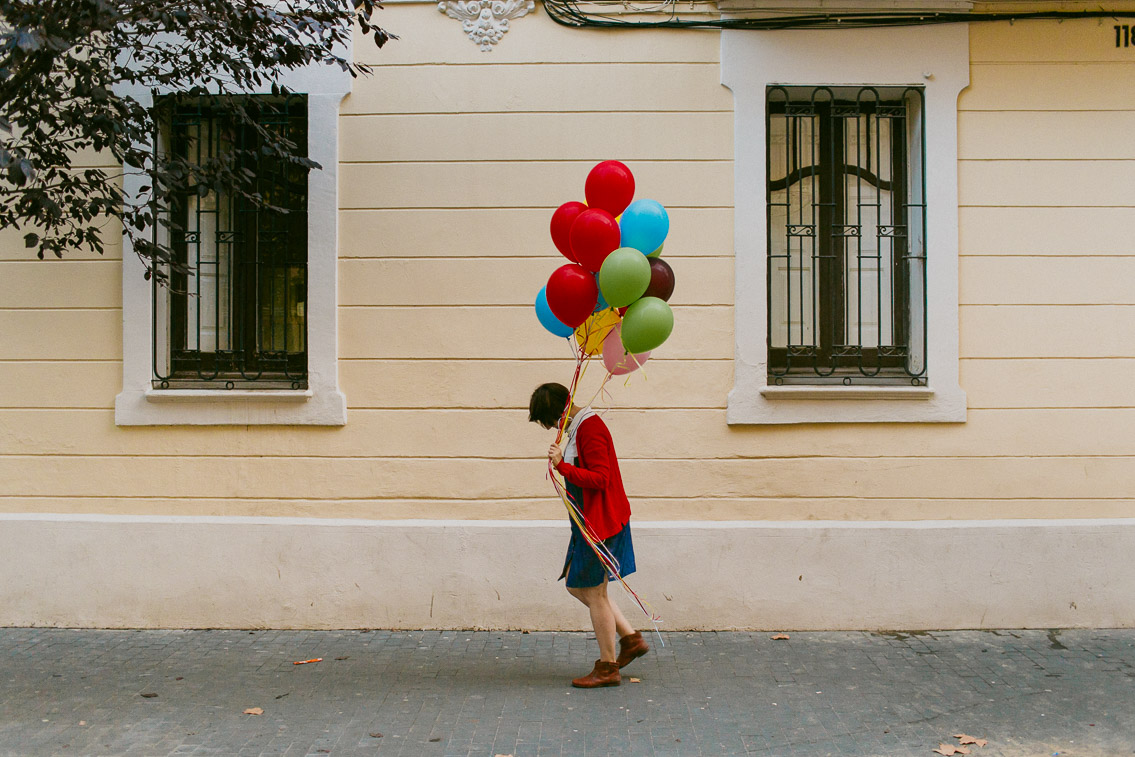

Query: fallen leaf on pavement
<box><xmin>934</xmin><ymin>745</ymin><xmax>958</xmax><ymax>756</ymax></box>
<box><xmin>369</xmin><ymin>733</ymin><xmax>383</xmax><ymax>738</ymax></box>
<box><xmin>629</xmin><ymin>677</ymin><xmax>641</xmax><ymax>683</ymax></box>
<box><xmin>771</xmin><ymin>634</ymin><xmax>790</xmax><ymax>640</ymax></box>
<box><xmin>243</xmin><ymin>707</ymin><xmax>264</xmax><ymax>716</ymax></box>
<box><xmin>954</xmin><ymin>734</ymin><xmax>988</xmax><ymax>747</ymax></box>
<box><xmin>140</xmin><ymin>693</ymin><xmax>158</xmax><ymax>698</ymax></box>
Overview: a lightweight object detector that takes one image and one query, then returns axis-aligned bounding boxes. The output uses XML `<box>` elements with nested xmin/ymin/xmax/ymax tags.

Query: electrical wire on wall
<box><xmin>543</xmin><ymin>0</ymin><xmax>1135</xmax><ymax>30</ymax></box>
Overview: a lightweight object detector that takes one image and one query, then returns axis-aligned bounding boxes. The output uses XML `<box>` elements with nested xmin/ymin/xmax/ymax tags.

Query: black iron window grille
<box><xmin>151</xmin><ymin>95</ymin><xmax>309</xmax><ymax>390</ymax></box>
<box><xmin>766</xmin><ymin>86</ymin><xmax>927</xmax><ymax>385</ymax></box>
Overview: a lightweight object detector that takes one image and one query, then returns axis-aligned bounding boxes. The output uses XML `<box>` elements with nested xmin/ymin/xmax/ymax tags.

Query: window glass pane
<box><xmin>766</xmin><ymin>86</ymin><xmax>925</xmax><ymax>384</ymax></box>
<box><xmin>841</xmin><ymin>111</ymin><xmax>893</xmax><ymax>352</ymax></box>
<box><xmin>768</xmin><ymin>110</ymin><xmax>818</xmax><ymax>353</ymax></box>
<box><xmin>152</xmin><ymin>95</ymin><xmax>309</xmax><ymax>389</ymax></box>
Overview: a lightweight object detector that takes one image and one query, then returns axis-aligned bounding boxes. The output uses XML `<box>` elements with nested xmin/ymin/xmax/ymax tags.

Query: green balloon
<box><xmin>620</xmin><ymin>296</ymin><xmax>674</xmax><ymax>354</ymax></box>
<box><xmin>598</xmin><ymin>247</ymin><xmax>651</xmax><ymax>308</ymax></box>
<box><xmin>647</xmin><ymin>243</ymin><xmax>664</xmax><ymax>259</ymax></box>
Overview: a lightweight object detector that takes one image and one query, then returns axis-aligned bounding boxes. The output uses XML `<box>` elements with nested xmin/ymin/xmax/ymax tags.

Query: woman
<box><xmin>528</xmin><ymin>382</ymin><xmax>649</xmax><ymax>688</ymax></box>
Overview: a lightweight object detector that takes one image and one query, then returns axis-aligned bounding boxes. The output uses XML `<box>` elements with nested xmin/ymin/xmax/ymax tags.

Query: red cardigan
<box><xmin>555</xmin><ymin>414</ymin><xmax>631</xmax><ymax>541</ymax></box>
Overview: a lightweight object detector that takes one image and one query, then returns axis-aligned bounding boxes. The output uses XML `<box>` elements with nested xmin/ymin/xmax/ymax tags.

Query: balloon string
<box><xmin>629</xmin><ymin>349</ymin><xmax>648</xmax><ymax>381</ymax></box>
<box><xmin>554</xmin><ymin>337</ymin><xmax>589</xmax><ymax>444</ymax></box>
<box><xmin>617</xmin><ymin>349</ymin><xmax>649</xmax><ymax>388</ymax></box>
<box><xmin>548</xmin><ymin>336</ymin><xmax>663</xmax><ymax>637</ymax></box>
<box><xmin>582</xmin><ymin>372</ymin><xmax>613</xmax><ymax>411</ymax></box>
<box><xmin>595</xmin><ymin>374</ymin><xmax>615</xmax><ymax>417</ymax></box>
<box><xmin>549</xmin><ymin>458</ymin><xmax>663</xmax><ymax>631</ymax></box>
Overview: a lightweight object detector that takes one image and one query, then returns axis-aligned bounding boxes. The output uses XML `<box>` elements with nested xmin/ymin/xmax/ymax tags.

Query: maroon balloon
<box><xmin>550</xmin><ymin>201</ymin><xmax>586</xmax><ymax>262</ymax></box>
<box><xmin>569</xmin><ymin>209</ymin><xmax>620</xmax><ymax>273</ymax></box>
<box><xmin>585</xmin><ymin>160</ymin><xmax>635</xmax><ymax>217</ymax></box>
<box><xmin>643</xmin><ymin>257</ymin><xmax>675</xmax><ymax>302</ymax></box>
<box><xmin>545</xmin><ymin>264</ymin><xmax>599</xmax><ymax>328</ymax></box>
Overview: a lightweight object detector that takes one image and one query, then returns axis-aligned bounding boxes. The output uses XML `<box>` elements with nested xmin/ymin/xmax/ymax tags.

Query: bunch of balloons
<box><xmin>534</xmin><ymin>160</ymin><xmax>676</xmax><ymax>375</ymax></box>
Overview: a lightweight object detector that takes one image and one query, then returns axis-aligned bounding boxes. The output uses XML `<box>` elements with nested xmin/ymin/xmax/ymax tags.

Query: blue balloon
<box><xmin>536</xmin><ymin>286</ymin><xmax>573</xmax><ymax>338</ymax></box>
<box><xmin>619</xmin><ymin>199</ymin><xmax>669</xmax><ymax>255</ymax></box>
<box><xmin>593</xmin><ymin>274</ymin><xmax>609</xmax><ymax>313</ymax></box>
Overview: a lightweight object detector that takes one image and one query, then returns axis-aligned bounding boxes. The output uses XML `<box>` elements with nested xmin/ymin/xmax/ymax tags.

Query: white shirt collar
<box><xmin>563</xmin><ymin>407</ymin><xmax>597</xmax><ymax>464</ymax></box>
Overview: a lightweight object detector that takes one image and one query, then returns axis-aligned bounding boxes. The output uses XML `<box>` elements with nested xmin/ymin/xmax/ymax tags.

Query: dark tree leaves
<box><xmin>0</xmin><ymin>0</ymin><xmax>395</xmax><ymax>278</ymax></box>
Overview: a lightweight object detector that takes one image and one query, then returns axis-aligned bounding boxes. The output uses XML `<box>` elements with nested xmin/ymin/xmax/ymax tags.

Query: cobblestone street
<box><xmin>1</xmin><ymin>628</ymin><xmax>1133</xmax><ymax>756</ymax></box>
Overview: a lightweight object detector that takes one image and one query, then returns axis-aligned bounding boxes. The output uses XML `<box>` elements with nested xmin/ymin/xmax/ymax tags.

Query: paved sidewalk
<box><xmin>1</xmin><ymin>628</ymin><xmax>1133</xmax><ymax>757</ymax></box>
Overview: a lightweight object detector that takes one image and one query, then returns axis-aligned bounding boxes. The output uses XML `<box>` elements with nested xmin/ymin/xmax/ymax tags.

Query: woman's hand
<box><xmin>548</xmin><ymin>442</ymin><xmax>564</xmax><ymax>466</ymax></box>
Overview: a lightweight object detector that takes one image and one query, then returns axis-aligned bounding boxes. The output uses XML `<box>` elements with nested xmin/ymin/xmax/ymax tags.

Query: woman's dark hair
<box><xmin>529</xmin><ymin>383</ymin><xmax>570</xmax><ymax>429</ymax></box>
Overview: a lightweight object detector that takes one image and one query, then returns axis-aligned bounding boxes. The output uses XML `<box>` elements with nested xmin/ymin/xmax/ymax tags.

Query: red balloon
<box><xmin>585</xmin><ymin>161</ymin><xmax>635</xmax><ymax>217</ymax></box>
<box><xmin>545</xmin><ymin>264</ymin><xmax>599</xmax><ymax>328</ymax></box>
<box><xmin>569</xmin><ymin>209</ymin><xmax>620</xmax><ymax>273</ymax></box>
<box><xmin>643</xmin><ymin>257</ymin><xmax>675</xmax><ymax>302</ymax></box>
<box><xmin>550</xmin><ymin>201</ymin><xmax>586</xmax><ymax>262</ymax></box>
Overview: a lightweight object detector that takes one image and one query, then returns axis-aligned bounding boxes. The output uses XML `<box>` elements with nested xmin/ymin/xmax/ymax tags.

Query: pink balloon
<box><xmin>602</xmin><ymin>324</ymin><xmax>651</xmax><ymax>375</ymax></box>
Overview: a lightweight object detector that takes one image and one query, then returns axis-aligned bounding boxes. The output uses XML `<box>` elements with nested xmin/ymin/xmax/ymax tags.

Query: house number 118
<box><xmin>1117</xmin><ymin>25</ymin><xmax>1134</xmax><ymax>47</ymax></box>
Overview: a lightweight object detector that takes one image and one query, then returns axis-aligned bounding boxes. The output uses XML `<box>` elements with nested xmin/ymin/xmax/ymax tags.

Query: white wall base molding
<box><xmin>4</xmin><ymin>515</ymin><xmax>1133</xmax><ymax>630</ymax></box>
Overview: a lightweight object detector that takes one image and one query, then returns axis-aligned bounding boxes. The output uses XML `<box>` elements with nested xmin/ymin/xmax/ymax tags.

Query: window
<box><xmin>152</xmin><ymin>96</ymin><xmax>309</xmax><ymax>390</ymax></box>
<box><xmin>115</xmin><ymin>61</ymin><xmax>350</xmax><ymax>426</ymax></box>
<box><xmin>721</xmin><ymin>25</ymin><xmax>967</xmax><ymax>423</ymax></box>
<box><xmin>766</xmin><ymin>86</ymin><xmax>926</xmax><ymax>385</ymax></box>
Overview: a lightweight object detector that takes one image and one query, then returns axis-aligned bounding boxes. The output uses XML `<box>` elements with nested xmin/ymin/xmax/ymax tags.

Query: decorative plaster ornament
<box><xmin>439</xmin><ymin>0</ymin><xmax>534</xmax><ymax>51</ymax></box>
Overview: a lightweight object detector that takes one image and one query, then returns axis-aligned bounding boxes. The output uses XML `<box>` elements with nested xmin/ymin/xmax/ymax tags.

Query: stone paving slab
<box><xmin>1</xmin><ymin>628</ymin><xmax>1133</xmax><ymax>756</ymax></box>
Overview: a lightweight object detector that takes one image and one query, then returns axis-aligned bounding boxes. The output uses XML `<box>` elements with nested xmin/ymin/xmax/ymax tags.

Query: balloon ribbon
<box><xmin>548</xmin><ymin>320</ymin><xmax>664</xmax><ymax>644</ymax></box>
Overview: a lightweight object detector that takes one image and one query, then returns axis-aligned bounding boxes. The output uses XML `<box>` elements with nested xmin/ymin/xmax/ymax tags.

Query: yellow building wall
<box><xmin>2</xmin><ymin>9</ymin><xmax>1134</xmax><ymax>524</ymax></box>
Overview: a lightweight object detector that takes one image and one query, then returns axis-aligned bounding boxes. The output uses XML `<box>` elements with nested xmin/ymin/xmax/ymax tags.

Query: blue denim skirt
<box><xmin>560</xmin><ymin>481</ymin><xmax>636</xmax><ymax>589</ymax></box>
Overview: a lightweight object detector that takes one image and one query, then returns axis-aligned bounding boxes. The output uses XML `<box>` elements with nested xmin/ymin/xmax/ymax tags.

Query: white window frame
<box><xmin>114</xmin><ymin>55</ymin><xmax>350</xmax><ymax>425</ymax></box>
<box><xmin>722</xmin><ymin>24</ymin><xmax>969</xmax><ymax>424</ymax></box>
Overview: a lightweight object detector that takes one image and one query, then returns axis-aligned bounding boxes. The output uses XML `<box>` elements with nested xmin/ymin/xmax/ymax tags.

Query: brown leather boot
<box><xmin>571</xmin><ymin>659</ymin><xmax>621</xmax><ymax>688</ymax></box>
<box><xmin>616</xmin><ymin>631</ymin><xmax>650</xmax><ymax>669</ymax></box>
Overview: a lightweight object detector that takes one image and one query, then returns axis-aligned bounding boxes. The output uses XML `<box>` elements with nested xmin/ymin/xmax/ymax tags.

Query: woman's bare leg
<box><xmin>567</xmin><ymin>581</ymin><xmax>617</xmax><ymax>662</ymax></box>
<box><xmin>609</xmin><ymin>595</ymin><xmax>636</xmax><ymax>640</ymax></box>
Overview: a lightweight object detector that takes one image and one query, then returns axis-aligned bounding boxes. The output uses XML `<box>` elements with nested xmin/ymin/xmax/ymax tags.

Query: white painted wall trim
<box><xmin>721</xmin><ymin>25</ymin><xmax>969</xmax><ymax>424</ymax></box>
<box><xmin>760</xmin><ymin>385</ymin><xmax>934</xmax><ymax>400</ymax></box>
<box><xmin>5</xmin><ymin>513</ymin><xmax>1133</xmax><ymax>630</ymax></box>
<box><xmin>113</xmin><ymin>57</ymin><xmax>350</xmax><ymax>426</ymax></box>
<box><xmin>12</xmin><ymin>514</ymin><xmax>1135</xmax><ymax>530</ymax></box>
